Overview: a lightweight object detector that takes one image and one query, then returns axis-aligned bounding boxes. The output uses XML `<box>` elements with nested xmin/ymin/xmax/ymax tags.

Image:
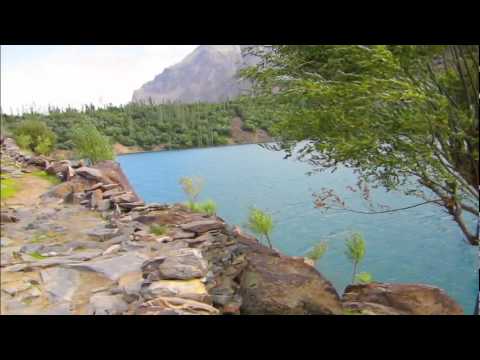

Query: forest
<box><xmin>1</xmin><ymin>100</ymin><xmax>274</xmax><ymax>151</ymax></box>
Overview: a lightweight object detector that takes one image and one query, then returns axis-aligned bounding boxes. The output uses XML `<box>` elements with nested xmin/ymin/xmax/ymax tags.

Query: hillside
<box><xmin>132</xmin><ymin>45</ymin><xmax>255</xmax><ymax>104</ymax></box>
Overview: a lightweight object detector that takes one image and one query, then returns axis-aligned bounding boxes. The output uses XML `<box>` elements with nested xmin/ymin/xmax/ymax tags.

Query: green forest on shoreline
<box><xmin>1</xmin><ymin>100</ymin><xmax>274</xmax><ymax>151</ymax></box>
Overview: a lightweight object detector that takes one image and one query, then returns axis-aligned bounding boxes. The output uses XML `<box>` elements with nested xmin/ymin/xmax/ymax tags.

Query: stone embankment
<box><xmin>0</xmin><ymin>136</ymin><xmax>464</xmax><ymax>315</ymax></box>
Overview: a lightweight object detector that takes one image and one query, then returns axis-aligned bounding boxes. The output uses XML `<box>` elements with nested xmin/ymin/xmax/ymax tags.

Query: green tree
<box><xmin>345</xmin><ymin>232</ymin><xmax>366</xmax><ymax>284</ymax></box>
<box><xmin>241</xmin><ymin>45</ymin><xmax>479</xmax><ymax>245</ymax></box>
<box><xmin>247</xmin><ymin>207</ymin><xmax>274</xmax><ymax>249</ymax></box>
<box><xmin>14</xmin><ymin>118</ymin><xmax>56</xmax><ymax>154</ymax></box>
<box><xmin>71</xmin><ymin>121</ymin><xmax>114</xmax><ymax>164</ymax></box>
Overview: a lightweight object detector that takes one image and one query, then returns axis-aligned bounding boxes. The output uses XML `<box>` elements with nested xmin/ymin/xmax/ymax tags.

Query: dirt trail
<box><xmin>4</xmin><ymin>173</ymin><xmax>53</xmax><ymax>207</ymax></box>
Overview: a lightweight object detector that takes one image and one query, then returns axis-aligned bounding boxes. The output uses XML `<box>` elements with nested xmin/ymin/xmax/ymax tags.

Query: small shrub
<box><xmin>179</xmin><ymin>176</ymin><xmax>205</xmax><ymax>207</ymax></box>
<box><xmin>355</xmin><ymin>272</ymin><xmax>373</xmax><ymax>284</ymax></box>
<box><xmin>247</xmin><ymin>207</ymin><xmax>274</xmax><ymax>249</ymax></box>
<box><xmin>150</xmin><ymin>224</ymin><xmax>167</xmax><ymax>236</ymax></box>
<box><xmin>345</xmin><ymin>232</ymin><xmax>367</xmax><ymax>284</ymax></box>
<box><xmin>306</xmin><ymin>241</ymin><xmax>328</xmax><ymax>263</ymax></box>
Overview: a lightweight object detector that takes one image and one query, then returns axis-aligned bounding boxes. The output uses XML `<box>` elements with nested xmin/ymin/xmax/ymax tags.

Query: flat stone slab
<box><xmin>87</xmin><ymin>293</ymin><xmax>128</xmax><ymax>315</ymax></box>
<box><xmin>85</xmin><ymin>227</ymin><xmax>119</xmax><ymax>241</ymax></box>
<box><xmin>180</xmin><ymin>220</ymin><xmax>225</xmax><ymax>234</ymax></box>
<box><xmin>63</xmin><ymin>252</ymin><xmax>149</xmax><ymax>281</ymax></box>
<box><xmin>40</xmin><ymin>267</ymin><xmax>82</xmax><ymax>303</ymax></box>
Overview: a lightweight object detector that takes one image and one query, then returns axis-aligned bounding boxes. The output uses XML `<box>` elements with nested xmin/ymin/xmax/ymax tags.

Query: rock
<box><xmin>65</xmin><ymin>166</ymin><xmax>76</xmax><ymax>181</ymax></box>
<box><xmin>118</xmin><ymin>201</ymin><xmax>145</xmax><ymax>210</ymax></box>
<box><xmin>342</xmin><ymin>283</ymin><xmax>464</xmax><ymax>315</ymax></box>
<box><xmin>64</xmin><ymin>191</ymin><xmax>85</xmax><ymax>205</ymax></box>
<box><xmin>42</xmin><ymin>178</ymin><xmax>93</xmax><ymax>200</ymax></box>
<box><xmin>45</xmin><ymin>161</ymin><xmax>70</xmax><ymax>179</ymax></box>
<box><xmin>102</xmin><ymin>189</ymin><xmax>125</xmax><ymax>198</ymax></box>
<box><xmin>93</xmin><ymin>161</ymin><xmax>141</xmax><ymax>202</ymax></box>
<box><xmin>142</xmin><ymin>248</ymin><xmax>208</xmax><ymax>281</ymax></box>
<box><xmin>171</xmin><ymin>229</ymin><xmax>196</xmax><ymax>240</ymax></box>
<box><xmin>1</xmin><ymin>211</ymin><xmax>19</xmax><ymax>223</ymax></box>
<box><xmin>70</xmin><ymin>160</ymin><xmax>85</xmax><ymax>169</ymax></box>
<box><xmin>38</xmin><ymin>302</ymin><xmax>72</xmax><ymax>315</ymax></box>
<box><xmin>20</xmin><ymin>244</ymin><xmax>45</xmax><ymax>254</ymax></box>
<box><xmin>75</xmin><ymin>167</ymin><xmax>105</xmax><ymax>182</ymax></box>
<box><xmin>97</xmin><ymin>199</ymin><xmax>112</xmax><ymax>212</ymax></box>
<box><xmin>64</xmin><ymin>252</ymin><xmax>148</xmax><ymax>281</ymax></box>
<box><xmin>101</xmin><ymin>183</ymin><xmax>120</xmax><ymax>191</ymax></box>
<box><xmin>180</xmin><ymin>220</ymin><xmax>225</xmax><ymax>234</ymax></box>
<box><xmin>1</xmin><ymin>280</ymin><xmax>33</xmax><ymax>296</ymax></box>
<box><xmin>85</xmin><ymin>182</ymin><xmax>103</xmax><ymax>192</ymax></box>
<box><xmin>141</xmin><ymin>279</ymin><xmax>210</xmax><ymax>302</ymax></box>
<box><xmin>155</xmin><ymin>236</ymin><xmax>173</xmax><ymax>243</ymax></box>
<box><xmin>135</xmin><ymin>296</ymin><xmax>219</xmax><ymax>315</ymax></box>
<box><xmin>102</xmin><ymin>244</ymin><xmax>122</xmax><ymax>256</ymax></box>
<box><xmin>86</xmin><ymin>227</ymin><xmax>119</xmax><ymax>241</ymax></box>
<box><xmin>40</xmin><ymin>267</ymin><xmax>81</xmax><ymax>302</ymax></box>
<box><xmin>111</xmin><ymin>192</ymin><xmax>137</xmax><ymax>204</ymax></box>
<box><xmin>118</xmin><ymin>271</ymin><xmax>144</xmax><ymax>297</ymax></box>
<box><xmin>90</xmin><ymin>189</ymin><xmax>104</xmax><ymax>210</ymax></box>
<box><xmin>239</xmin><ymin>251</ymin><xmax>343</xmax><ymax>315</ymax></box>
<box><xmin>0</xmin><ymin>237</ymin><xmax>13</xmax><ymax>247</ymax></box>
<box><xmin>28</xmin><ymin>156</ymin><xmax>49</xmax><ymax>168</ymax></box>
<box><xmin>87</xmin><ymin>293</ymin><xmax>128</xmax><ymax>315</ymax></box>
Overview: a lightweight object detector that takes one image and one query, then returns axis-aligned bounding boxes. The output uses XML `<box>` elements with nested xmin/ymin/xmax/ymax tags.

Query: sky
<box><xmin>0</xmin><ymin>45</ymin><xmax>199</xmax><ymax>114</ymax></box>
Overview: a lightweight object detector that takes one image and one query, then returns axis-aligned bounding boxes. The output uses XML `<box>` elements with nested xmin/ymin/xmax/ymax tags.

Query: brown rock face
<box><xmin>93</xmin><ymin>161</ymin><xmax>141</xmax><ymax>202</ymax></box>
<box><xmin>238</xmin><ymin>246</ymin><xmax>343</xmax><ymax>315</ymax></box>
<box><xmin>342</xmin><ymin>283</ymin><xmax>464</xmax><ymax>315</ymax></box>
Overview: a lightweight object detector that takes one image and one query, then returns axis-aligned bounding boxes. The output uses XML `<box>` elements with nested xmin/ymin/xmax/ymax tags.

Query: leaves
<box><xmin>306</xmin><ymin>241</ymin><xmax>328</xmax><ymax>262</ymax></box>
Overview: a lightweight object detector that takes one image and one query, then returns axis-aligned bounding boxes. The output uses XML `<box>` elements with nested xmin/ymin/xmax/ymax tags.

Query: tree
<box><xmin>345</xmin><ymin>232</ymin><xmax>366</xmax><ymax>284</ymax></box>
<box><xmin>241</xmin><ymin>45</ymin><xmax>479</xmax><ymax>245</ymax></box>
<box><xmin>71</xmin><ymin>121</ymin><xmax>114</xmax><ymax>164</ymax></box>
<box><xmin>247</xmin><ymin>207</ymin><xmax>274</xmax><ymax>249</ymax></box>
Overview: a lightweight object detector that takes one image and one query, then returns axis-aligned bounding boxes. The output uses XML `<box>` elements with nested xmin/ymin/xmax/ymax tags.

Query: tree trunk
<box><xmin>352</xmin><ymin>262</ymin><xmax>358</xmax><ymax>284</ymax></box>
<box><xmin>265</xmin><ymin>234</ymin><xmax>273</xmax><ymax>249</ymax></box>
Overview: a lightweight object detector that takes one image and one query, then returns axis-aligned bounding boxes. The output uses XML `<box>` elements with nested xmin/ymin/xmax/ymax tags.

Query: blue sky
<box><xmin>1</xmin><ymin>45</ymin><xmax>198</xmax><ymax>114</ymax></box>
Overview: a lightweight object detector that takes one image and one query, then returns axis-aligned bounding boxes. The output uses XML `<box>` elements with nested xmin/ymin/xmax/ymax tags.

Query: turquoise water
<box><xmin>118</xmin><ymin>144</ymin><xmax>478</xmax><ymax>313</ymax></box>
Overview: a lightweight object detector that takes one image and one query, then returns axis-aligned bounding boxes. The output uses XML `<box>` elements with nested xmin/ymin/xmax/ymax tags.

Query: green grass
<box><xmin>31</xmin><ymin>170</ymin><xmax>61</xmax><ymax>185</ymax></box>
<box><xmin>28</xmin><ymin>251</ymin><xmax>47</xmax><ymax>260</ymax></box>
<box><xmin>150</xmin><ymin>224</ymin><xmax>167</xmax><ymax>236</ymax></box>
<box><xmin>0</xmin><ymin>177</ymin><xmax>19</xmax><ymax>201</ymax></box>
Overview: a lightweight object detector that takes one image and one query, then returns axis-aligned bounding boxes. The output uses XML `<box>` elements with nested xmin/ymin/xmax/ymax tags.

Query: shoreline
<box><xmin>116</xmin><ymin>141</ymin><xmax>275</xmax><ymax>157</ymax></box>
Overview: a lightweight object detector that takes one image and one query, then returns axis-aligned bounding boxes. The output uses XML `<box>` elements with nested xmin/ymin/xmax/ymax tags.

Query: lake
<box><xmin>118</xmin><ymin>143</ymin><xmax>478</xmax><ymax>313</ymax></box>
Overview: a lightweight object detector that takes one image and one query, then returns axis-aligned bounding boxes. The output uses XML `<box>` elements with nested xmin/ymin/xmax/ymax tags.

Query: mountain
<box><xmin>132</xmin><ymin>45</ymin><xmax>257</xmax><ymax>104</ymax></box>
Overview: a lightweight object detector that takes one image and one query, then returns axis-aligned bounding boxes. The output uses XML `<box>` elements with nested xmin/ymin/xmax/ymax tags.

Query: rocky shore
<box><xmin>0</xmin><ymin>136</ymin><xmax>465</xmax><ymax>315</ymax></box>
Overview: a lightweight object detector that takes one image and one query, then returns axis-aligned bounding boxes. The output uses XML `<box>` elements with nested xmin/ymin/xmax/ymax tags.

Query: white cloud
<box><xmin>1</xmin><ymin>45</ymin><xmax>198</xmax><ymax>114</ymax></box>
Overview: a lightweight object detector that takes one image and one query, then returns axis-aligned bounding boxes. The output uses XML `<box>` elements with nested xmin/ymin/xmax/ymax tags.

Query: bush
<box><xmin>71</xmin><ymin>122</ymin><xmax>114</xmax><ymax>164</ymax></box>
<box><xmin>306</xmin><ymin>241</ymin><xmax>328</xmax><ymax>263</ymax></box>
<box><xmin>14</xmin><ymin>119</ymin><xmax>56</xmax><ymax>154</ymax></box>
<box><xmin>179</xmin><ymin>176</ymin><xmax>204</xmax><ymax>206</ymax></box>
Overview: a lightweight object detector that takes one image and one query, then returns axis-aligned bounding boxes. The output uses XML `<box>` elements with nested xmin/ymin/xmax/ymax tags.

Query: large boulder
<box><xmin>239</xmin><ymin>251</ymin><xmax>343</xmax><ymax>314</ymax></box>
<box><xmin>342</xmin><ymin>283</ymin><xmax>464</xmax><ymax>315</ymax></box>
<box><xmin>142</xmin><ymin>248</ymin><xmax>208</xmax><ymax>281</ymax></box>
